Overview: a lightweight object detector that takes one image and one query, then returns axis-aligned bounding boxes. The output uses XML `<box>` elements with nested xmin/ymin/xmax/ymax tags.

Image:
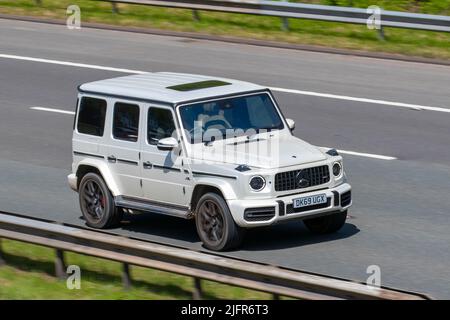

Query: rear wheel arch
<box><xmin>76</xmin><ymin>165</ymin><xmax>101</xmax><ymax>188</ymax></box>
<box><xmin>75</xmin><ymin>163</ymin><xmax>119</xmax><ymax>196</ymax></box>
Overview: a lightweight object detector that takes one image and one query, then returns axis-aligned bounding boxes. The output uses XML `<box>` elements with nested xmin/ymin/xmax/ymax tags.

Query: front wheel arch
<box><xmin>190</xmin><ymin>184</ymin><xmax>224</xmax><ymax>213</ymax></box>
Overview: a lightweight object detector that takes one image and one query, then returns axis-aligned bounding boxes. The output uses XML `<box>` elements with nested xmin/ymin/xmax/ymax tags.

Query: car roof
<box><xmin>78</xmin><ymin>72</ymin><xmax>267</xmax><ymax>105</ymax></box>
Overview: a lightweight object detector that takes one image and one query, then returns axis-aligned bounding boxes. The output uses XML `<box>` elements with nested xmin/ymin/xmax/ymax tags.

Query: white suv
<box><xmin>68</xmin><ymin>73</ymin><xmax>352</xmax><ymax>251</ymax></box>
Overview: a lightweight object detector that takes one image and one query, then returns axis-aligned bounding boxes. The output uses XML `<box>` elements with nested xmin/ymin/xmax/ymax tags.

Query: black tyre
<box><xmin>78</xmin><ymin>172</ymin><xmax>123</xmax><ymax>229</ymax></box>
<box><xmin>195</xmin><ymin>192</ymin><xmax>245</xmax><ymax>251</ymax></box>
<box><xmin>303</xmin><ymin>210</ymin><xmax>347</xmax><ymax>234</ymax></box>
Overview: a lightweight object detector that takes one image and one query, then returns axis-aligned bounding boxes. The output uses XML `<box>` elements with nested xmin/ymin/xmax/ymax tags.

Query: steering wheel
<box><xmin>203</xmin><ymin>118</ymin><xmax>232</xmax><ymax>131</ymax></box>
<box><xmin>188</xmin><ymin>126</ymin><xmax>205</xmax><ymax>138</ymax></box>
<box><xmin>188</xmin><ymin>127</ymin><xmax>205</xmax><ymax>140</ymax></box>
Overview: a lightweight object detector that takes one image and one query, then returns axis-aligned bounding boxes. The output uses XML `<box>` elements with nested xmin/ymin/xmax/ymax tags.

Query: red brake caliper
<box><xmin>100</xmin><ymin>196</ymin><xmax>106</xmax><ymax>208</ymax></box>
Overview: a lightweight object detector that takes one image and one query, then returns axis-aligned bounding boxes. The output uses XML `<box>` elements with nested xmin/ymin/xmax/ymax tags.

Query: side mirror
<box><xmin>157</xmin><ymin>137</ymin><xmax>178</xmax><ymax>151</ymax></box>
<box><xmin>286</xmin><ymin>118</ymin><xmax>295</xmax><ymax>131</ymax></box>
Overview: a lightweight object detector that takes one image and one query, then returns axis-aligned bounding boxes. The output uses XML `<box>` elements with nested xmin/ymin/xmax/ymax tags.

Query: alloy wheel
<box><xmin>198</xmin><ymin>200</ymin><xmax>225</xmax><ymax>246</ymax></box>
<box><xmin>81</xmin><ymin>180</ymin><xmax>106</xmax><ymax>221</ymax></box>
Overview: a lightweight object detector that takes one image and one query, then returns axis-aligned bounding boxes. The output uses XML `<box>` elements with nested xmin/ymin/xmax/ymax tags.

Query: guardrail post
<box><xmin>122</xmin><ymin>263</ymin><xmax>132</xmax><ymax>290</ymax></box>
<box><xmin>377</xmin><ymin>27</ymin><xmax>385</xmax><ymax>41</ymax></box>
<box><xmin>0</xmin><ymin>239</ymin><xmax>5</xmax><ymax>266</ymax></box>
<box><xmin>272</xmin><ymin>293</ymin><xmax>280</xmax><ymax>300</ymax></box>
<box><xmin>54</xmin><ymin>249</ymin><xmax>66</xmax><ymax>279</ymax></box>
<box><xmin>192</xmin><ymin>277</ymin><xmax>202</xmax><ymax>300</ymax></box>
<box><xmin>281</xmin><ymin>0</ymin><xmax>290</xmax><ymax>31</ymax></box>
<box><xmin>111</xmin><ymin>2</ymin><xmax>119</xmax><ymax>14</ymax></box>
<box><xmin>192</xmin><ymin>10</ymin><xmax>200</xmax><ymax>22</ymax></box>
<box><xmin>34</xmin><ymin>0</ymin><xmax>42</xmax><ymax>5</ymax></box>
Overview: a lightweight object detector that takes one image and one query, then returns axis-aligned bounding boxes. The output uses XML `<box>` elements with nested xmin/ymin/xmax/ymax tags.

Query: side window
<box><xmin>113</xmin><ymin>102</ymin><xmax>140</xmax><ymax>142</ymax></box>
<box><xmin>147</xmin><ymin>108</ymin><xmax>176</xmax><ymax>145</ymax></box>
<box><xmin>77</xmin><ymin>97</ymin><xmax>107</xmax><ymax>136</ymax></box>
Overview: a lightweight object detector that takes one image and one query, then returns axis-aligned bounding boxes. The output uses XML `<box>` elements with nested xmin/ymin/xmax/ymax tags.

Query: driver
<box><xmin>197</xmin><ymin>102</ymin><xmax>231</xmax><ymax>130</ymax></box>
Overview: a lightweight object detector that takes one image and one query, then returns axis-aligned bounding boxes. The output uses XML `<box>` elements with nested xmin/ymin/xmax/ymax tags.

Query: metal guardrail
<box><xmin>98</xmin><ymin>0</ymin><xmax>450</xmax><ymax>33</ymax></box>
<box><xmin>0</xmin><ymin>212</ymin><xmax>430</xmax><ymax>300</ymax></box>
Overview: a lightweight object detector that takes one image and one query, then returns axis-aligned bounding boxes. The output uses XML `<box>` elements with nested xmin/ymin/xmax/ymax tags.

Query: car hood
<box><xmin>187</xmin><ymin>134</ymin><xmax>327</xmax><ymax>169</ymax></box>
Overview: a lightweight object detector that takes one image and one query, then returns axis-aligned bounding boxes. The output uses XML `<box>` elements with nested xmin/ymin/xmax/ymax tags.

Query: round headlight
<box><xmin>249</xmin><ymin>176</ymin><xmax>266</xmax><ymax>191</ymax></box>
<box><xmin>332</xmin><ymin>162</ymin><xmax>342</xmax><ymax>177</ymax></box>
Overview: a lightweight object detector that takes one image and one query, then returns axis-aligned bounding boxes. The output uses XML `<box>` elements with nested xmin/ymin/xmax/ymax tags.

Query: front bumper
<box><xmin>228</xmin><ymin>183</ymin><xmax>352</xmax><ymax>228</ymax></box>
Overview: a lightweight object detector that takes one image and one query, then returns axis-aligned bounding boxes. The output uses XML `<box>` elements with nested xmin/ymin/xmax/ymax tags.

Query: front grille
<box><xmin>275</xmin><ymin>165</ymin><xmax>330</xmax><ymax>192</ymax></box>
<box><xmin>244</xmin><ymin>207</ymin><xmax>276</xmax><ymax>222</ymax></box>
<box><xmin>341</xmin><ymin>191</ymin><xmax>352</xmax><ymax>207</ymax></box>
<box><xmin>286</xmin><ymin>198</ymin><xmax>331</xmax><ymax>214</ymax></box>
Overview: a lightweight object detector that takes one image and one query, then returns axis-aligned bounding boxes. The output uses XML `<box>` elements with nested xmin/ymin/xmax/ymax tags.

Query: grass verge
<box><xmin>0</xmin><ymin>0</ymin><xmax>449</xmax><ymax>60</ymax></box>
<box><xmin>0</xmin><ymin>239</ymin><xmax>272</xmax><ymax>299</ymax></box>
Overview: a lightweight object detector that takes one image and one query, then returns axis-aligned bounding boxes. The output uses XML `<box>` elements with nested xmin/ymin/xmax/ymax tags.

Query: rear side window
<box><xmin>147</xmin><ymin>108</ymin><xmax>176</xmax><ymax>145</ymax></box>
<box><xmin>77</xmin><ymin>97</ymin><xmax>107</xmax><ymax>136</ymax></box>
<box><xmin>113</xmin><ymin>103</ymin><xmax>140</xmax><ymax>142</ymax></box>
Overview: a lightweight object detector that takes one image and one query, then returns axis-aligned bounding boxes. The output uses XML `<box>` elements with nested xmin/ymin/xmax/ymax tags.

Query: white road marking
<box><xmin>0</xmin><ymin>54</ymin><xmax>147</xmax><ymax>74</ymax></box>
<box><xmin>30</xmin><ymin>106</ymin><xmax>397</xmax><ymax>160</ymax></box>
<box><xmin>30</xmin><ymin>106</ymin><xmax>75</xmax><ymax>115</ymax></box>
<box><xmin>336</xmin><ymin>149</ymin><xmax>397</xmax><ymax>160</ymax></box>
<box><xmin>2</xmin><ymin>53</ymin><xmax>449</xmax><ymax>114</ymax></box>
<box><xmin>269</xmin><ymin>87</ymin><xmax>450</xmax><ymax>113</ymax></box>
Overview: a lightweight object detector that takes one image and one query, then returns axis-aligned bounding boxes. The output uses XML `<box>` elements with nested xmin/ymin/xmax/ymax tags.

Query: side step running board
<box><xmin>115</xmin><ymin>196</ymin><xmax>192</xmax><ymax>219</ymax></box>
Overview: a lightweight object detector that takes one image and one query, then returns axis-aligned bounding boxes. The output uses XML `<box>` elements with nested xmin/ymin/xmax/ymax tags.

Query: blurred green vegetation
<box><xmin>0</xmin><ymin>239</ymin><xmax>272</xmax><ymax>299</ymax></box>
<box><xmin>292</xmin><ymin>0</ymin><xmax>450</xmax><ymax>15</ymax></box>
<box><xmin>0</xmin><ymin>0</ymin><xmax>449</xmax><ymax>59</ymax></box>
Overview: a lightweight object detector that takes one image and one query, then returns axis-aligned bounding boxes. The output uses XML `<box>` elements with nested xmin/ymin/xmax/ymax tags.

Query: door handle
<box><xmin>107</xmin><ymin>155</ymin><xmax>117</xmax><ymax>163</ymax></box>
<box><xmin>143</xmin><ymin>161</ymin><xmax>153</xmax><ymax>169</ymax></box>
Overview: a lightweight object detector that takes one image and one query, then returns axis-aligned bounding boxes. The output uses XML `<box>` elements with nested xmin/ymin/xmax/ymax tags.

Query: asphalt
<box><xmin>3</xmin><ymin>13</ymin><xmax>450</xmax><ymax>67</ymax></box>
<box><xmin>0</xmin><ymin>18</ymin><xmax>450</xmax><ymax>298</ymax></box>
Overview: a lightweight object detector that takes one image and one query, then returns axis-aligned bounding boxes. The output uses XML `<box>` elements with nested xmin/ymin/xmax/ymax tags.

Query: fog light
<box><xmin>249</xmin><ymin>176</ymin><xmax>266</xmax><ymax>191</ymax></box>
<box><xmin>332</xmin><ymin>162</ymin><xmax>342</xmax><ymax>177</ymax></box>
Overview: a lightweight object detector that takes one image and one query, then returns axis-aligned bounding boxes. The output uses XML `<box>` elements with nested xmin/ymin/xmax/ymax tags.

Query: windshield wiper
<box><xmin>256</xmin><ymin>126</ymin><xmax>279</xmax><ymax>132</ymax></box>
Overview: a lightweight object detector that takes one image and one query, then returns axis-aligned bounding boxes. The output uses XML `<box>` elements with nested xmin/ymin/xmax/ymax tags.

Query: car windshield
<box><xmin>179</xmin><ymin>93</ymin><xmax>284</xmax><ymax>143</ymax></box>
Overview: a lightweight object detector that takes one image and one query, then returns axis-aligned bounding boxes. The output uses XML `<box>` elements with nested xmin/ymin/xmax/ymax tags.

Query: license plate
<box><xmin>293</xmin><ymin>194</ymin><xmax>327</xmax><ymax>209</ymax></box>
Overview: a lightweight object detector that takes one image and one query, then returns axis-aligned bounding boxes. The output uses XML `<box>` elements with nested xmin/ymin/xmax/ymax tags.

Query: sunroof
<box><xmin>167</xmin><ymin>80</ymin><xmax>231</xmax><ymax>92</ymax></box>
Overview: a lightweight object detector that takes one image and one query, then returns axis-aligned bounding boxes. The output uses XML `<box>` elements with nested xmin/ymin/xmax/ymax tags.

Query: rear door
<box><xmin>106</xmin><ymin>100</ymin><xmax>142</xmax><ymax>198</ymax></box>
